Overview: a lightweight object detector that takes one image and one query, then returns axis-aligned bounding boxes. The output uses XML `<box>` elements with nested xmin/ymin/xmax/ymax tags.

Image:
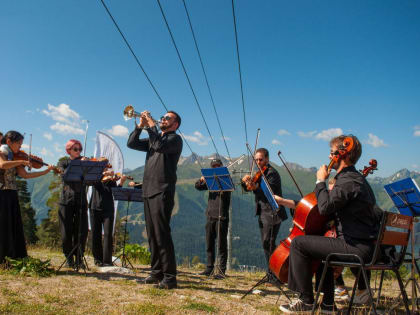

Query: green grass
<box><xmin>255</xmin><ymin>304</ymin><xmax>282</xmax><ymax>314</ymax></box>
<box><xmin>123</xmin><ymin>302</ymin><xmax>171</xmax><ymax>315</ymax></box>
<box><xmin>183</xmin><ymin>301</ymin><xmax>218</xmax><ymax>313</ymax></box>
<box><xmin>140</xmin><ymin>287</ymin><xmax>170</xmax><ymax>297</ymax></box>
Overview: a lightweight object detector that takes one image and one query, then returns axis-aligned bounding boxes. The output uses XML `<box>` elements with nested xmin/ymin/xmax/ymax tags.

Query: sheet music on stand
<box><xmin>260</xmin><ymin>176</ymin><xmax>279</xmax><ymax>211</ymax></box>
<box><xmin>384</xmin><ymin>177</ymin><xmax>420</xmax><ymax>217</ymax></box>
<box><xmin>111</xmin><ymin>187</ymin><xmax>144</xmax><ymax>202</ymax></box>
<box><xmin>201</xmin><ymin>167</ymin><xmax>234</xmax><ymax>192</ymax></box>
<box><xmin>63</xmin><ymin>159</ymin><xmax>109</xmax><ymax>185</ymax></box>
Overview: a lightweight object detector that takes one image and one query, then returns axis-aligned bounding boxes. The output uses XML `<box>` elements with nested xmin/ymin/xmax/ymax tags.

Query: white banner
<box><xmin>88</xmin><ymin>131</ymin><xmax>124</xmax><ymax>234</ymax></box>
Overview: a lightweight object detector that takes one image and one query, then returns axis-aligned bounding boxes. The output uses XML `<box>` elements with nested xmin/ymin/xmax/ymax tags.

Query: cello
<box><xmin>269</xmin><ymin>137</ymin><xmax>356</xmax><ymax>282</ymax></box>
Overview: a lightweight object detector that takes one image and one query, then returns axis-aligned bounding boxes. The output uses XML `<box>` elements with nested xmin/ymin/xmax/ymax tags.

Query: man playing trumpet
<box><xmin>127</xmin><ymin>109</ymin><xmax>182</xmax><ymax>289</ymax></box>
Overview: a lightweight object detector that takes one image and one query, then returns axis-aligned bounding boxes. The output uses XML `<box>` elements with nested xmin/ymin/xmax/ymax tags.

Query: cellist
<box><xmin>241</xmin><ymin>148</ymin><xmax>288</xmax><ymax>282</ymax></box>
<box><xmin>279</xmin><ymin>135</ymin><xmax>380</xmax><ymax>314</ymax></box>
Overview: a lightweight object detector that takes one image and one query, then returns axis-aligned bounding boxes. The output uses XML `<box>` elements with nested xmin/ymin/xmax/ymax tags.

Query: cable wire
<box><xmin>182</xmin><ymin>0</ymin><xmax>231</xmax><ymax>161</ymax></box>
<box><xmin>156</xmin><ymin>0</ymin><xmax>220</xmax><ymax>158</ymax></box>
<box><xmin>99</xmin><ymin>0</ymin><xmax>202</xmax><ymax>168</ymax></box>
<box><xmin>231</xmin><ymin>0</ymin><xmax>250</xmax><ymax>168</ymax></box>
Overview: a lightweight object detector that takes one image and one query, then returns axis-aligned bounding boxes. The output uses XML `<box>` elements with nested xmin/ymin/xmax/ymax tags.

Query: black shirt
<box><xmin>89</xmin><ymin>181</ymin><xmax>117</xmax><ymax>214</ymax></box>
<box><xmin>195</xmin><ymin>179</ymin><xmax>231</xmax><ymax>220</ymax></box>
<box><xmin>57</xmin><ymin>156</ymin><xmax>87</xmax><ymax>206</ymax></box>
<box><xmin>127</xmin><ymin>126</ymin><xmax>183</xmax><ymax>198</ymax></box>
<box><xmin>315</xmin><ymin>165</ymin><xmax>379</xmax><ymax>242</ymax></box>
<box><xmin>242</xmin><ymin>164</ymin><xmax>287</xmax><ymax>225</ymax></box>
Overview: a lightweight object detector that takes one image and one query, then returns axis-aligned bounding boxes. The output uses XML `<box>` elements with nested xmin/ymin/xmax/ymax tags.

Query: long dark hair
<box><xmin>2</xmin><ymin>130</ymin><xmax>24</xmax><ymax>145</ymax></box>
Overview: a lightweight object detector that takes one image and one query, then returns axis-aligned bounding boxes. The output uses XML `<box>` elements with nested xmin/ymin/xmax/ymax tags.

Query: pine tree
<box><xmin>16</xmin><ymin>179</ymin><xmax>38</xmax><ymax>244</ymax></box>
<box><xmin>36</xmin><ymin>167</ymin><xmax>62</xmax><ymax>248</ymax></box>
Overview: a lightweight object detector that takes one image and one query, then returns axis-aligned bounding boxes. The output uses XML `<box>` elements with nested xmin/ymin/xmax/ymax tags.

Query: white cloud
<box><xmin>42</xmin><ymin>103</ymin><xmax>85</xmax><ymax>136</ymax></box>
<box><xmin>271</xmin><ymin>139</ymin><xmax>281</xmax><ymax>145</ymax></box>
<box><xmin>412</xmin><ymin>164</ymin><xmax>419</xmax><ymax>170</ymax></box>
<box><xmin>277</xmin><ymin>129</ymin><xmax>291</xmax><ymax>136</ymax></box>
<box><xmin>50</xmin><ymin>122</ymin><xmax>85</xmax><ymax>135</ymax></box>
<box><xmin>220</xmin><ymin>136</ymin><xmax>231</xmax><ymax>141</ymax></box>
<box><xmin>181</xmin><ymin>131</ymin><xmax>208</xmax><ymax>146</ymax></box>
<box><xmin>414</xmin><ymin>125</ymin><xmax>420</xmax><ymax>137</ymax></box>
<box><xmin>43</xmin><ymin>132</ymin><xmax>53</xmax><ymax>141</ymax></box>
<box><xmin>315</xmin><ymin>128</ymin><xmax>343</xmax><ymax>141</ymax></box>
<box><xmin>25</xmin><ymin>110</ymin><xmax>34</xmax><ymax>114</ymax></box>
<box><xmin>297</xmin><ymin>128</ymin><xmax>343</xmax><ymax>141</ymax></box>
<box><xmin>106</xmin><ymin>125</ymin><xmax>129</xmax><ymax>138</ymax></box>
<box><xmin>366</xmin><ymin>133</ymin><xmax>388</xmax><ymax>148</ymax></box>
<box><xmin>21</xmin><ymin>144</ymin><xmax>30</xmax><ymax>150</ymax></box>
<box><xmin>40</xmin><ymin>147</ymin><xmax>54</xmax><ymax>158</ymax></box>
<box><xmin>297</xmin><ymin>130</ymin><xmax>317</xmax><ymax>138</ymax></box>
<box><xmin>53</xmin><ymin>142</ymin><xmax>63</xmax><ymax>153</ymax></box>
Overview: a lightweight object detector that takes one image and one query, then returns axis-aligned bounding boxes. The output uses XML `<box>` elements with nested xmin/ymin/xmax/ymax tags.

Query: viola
<box><xmin>244</xmin><ymin>165</ymin><xmax>268</xmax><ymax>191</ymax></box>
<box><xmin>269</xmin><ymin>137</ymin><xmax>355</xmax><ymax>282</ymax></box>
<box><xmin>14</xmin><ymin>150</ymin><xmax>61</xmax><ymax>174</ymax></box>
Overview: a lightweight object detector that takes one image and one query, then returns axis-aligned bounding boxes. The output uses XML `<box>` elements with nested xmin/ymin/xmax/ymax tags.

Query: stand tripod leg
<box><xmin>241</xmin><ymin>274</ymin><xmax>269</xmax><ymax>299</ymax></box>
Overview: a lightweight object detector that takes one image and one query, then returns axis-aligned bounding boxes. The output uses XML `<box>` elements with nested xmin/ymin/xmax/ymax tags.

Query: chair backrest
<box><xmin>370</xmin><ymin>211</ymin><xmax>413</xmax><ymax>266</ymax></box>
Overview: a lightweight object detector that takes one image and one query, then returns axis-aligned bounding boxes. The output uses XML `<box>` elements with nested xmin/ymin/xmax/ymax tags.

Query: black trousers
<box><xmin>90</xmin><ymin>209</ymin><xmax>114</xmax><ymax>264</ymax></box>
<box><xmin>288</xmin><ymin>235</ymin><xmax>373</xmax><ymax>304</ymax></box>
<box><xmin>205</xmin><ymin>217</ymin><xmax>228</xmax><ymax>271</ymax></box>
<box><xmin>143</xmin><ymin>191</ymin><xmax>176</xmax><ymax>281</ymax></box>
<box><xmin>58</xmin><ymin>203</ymin><xmax>88</xmax><ymax>259</ymax></box>
<box><xmin>258</xmin><ymin>218</ymin><xmax>281</xmax><ymax>265</ymax></box>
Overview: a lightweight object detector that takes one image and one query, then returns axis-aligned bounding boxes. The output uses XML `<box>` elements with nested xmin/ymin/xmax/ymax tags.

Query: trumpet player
<box><xmin>127</xmin><ymin>109</ymin><xmax>182</xmax><ymax>290</ymax></box>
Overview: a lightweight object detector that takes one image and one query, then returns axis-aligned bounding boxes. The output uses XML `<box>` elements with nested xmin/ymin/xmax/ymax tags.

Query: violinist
<box><xmin>127</xmin><ymin>110</ymin><xmax>182</xmax><ymax>289</ymax></box>
<box><xmin>195</xmin><ymin>158</ymin><xmax>231</xmax><ymax>277</ymax></box>
<box><xmin>0</xmin><ymin>131</ymin><xmax>54</xmax><ymax>264</ymax></box>
<box><xmin>57</xmin><ymin>139</ymin><xmax>88</xmax><ymax>268</ymax></box>
<box><xmin>241</xmin><ymin>148</ymin><xmax>287</xmax><ymax>280</ymax></box>
<box><xmin>89</xmin><ymin>169</ymin><xmax>127</xmax><ymax>267</ymax></box>
<box><xmin>280</xmin><ymin>135</ymin><xmax>379</xmax><ymax>314</ymax></box>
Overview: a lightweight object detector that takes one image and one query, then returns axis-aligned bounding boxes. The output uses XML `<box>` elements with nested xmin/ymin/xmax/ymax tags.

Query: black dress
<box><xmin>0</xmin><ymin>167</ymin><xmax>27</xmax><ymax>263</ymax></box>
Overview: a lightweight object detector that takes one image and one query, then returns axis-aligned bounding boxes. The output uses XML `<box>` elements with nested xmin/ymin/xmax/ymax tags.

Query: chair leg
<box><xmin>311</xmin><ymin>263</ymin><xmax>329</xmax><ymax>315</ymax></box>
<box><xmin>376</xmin><ymin>270</ymin><xmax>385</xmax><ymax>306</ymax></box>
<box><xmin>360</xmin><ymin>268</ymin><xmax>377</xmax><ymax>315</ymax></box>
<box><xmin>347</xmin><ymin>268</ymin><xmax>361</xmax><ymax>315</ymax></box>
<box><xmin>395</xmin><ymin>269</ymin><xmax>411</xmax><ymax>315</ymax></box>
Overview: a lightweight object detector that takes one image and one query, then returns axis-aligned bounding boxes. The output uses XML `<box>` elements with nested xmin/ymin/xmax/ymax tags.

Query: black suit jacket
<box><xmin>127</xmin><ymin>126</ymin><xmax>183</xmax><ymax>198</ymax></box>
<box><xmin>243</xmin><ymin>164</ymin><xmax>287</xmax><ymax>225</ymax></box>
<box><xmin>195</xmin><ymin>179</ymin><xmax>231</xmax><ymax>220</ymax></box>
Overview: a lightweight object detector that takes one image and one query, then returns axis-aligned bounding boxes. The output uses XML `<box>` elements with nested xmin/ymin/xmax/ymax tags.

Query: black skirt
<box><xmin>0</xmin><ymin>189</ymin><xmax>27</xmax><ymax>263</ymax></box>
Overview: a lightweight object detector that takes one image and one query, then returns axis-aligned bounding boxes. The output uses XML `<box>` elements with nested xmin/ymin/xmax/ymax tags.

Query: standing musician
<box><xmin>195</xmin><ymin>158</ymin><xmax>231</xmax><ymax>277</ymax></box>
<box><xmin>127</xmin><ymin>110</ymin><xmax>182</xmax><ymax>289</ymax></box>
<box><xmin>0</xmin><ymin>131</ymin><xmax>54</xmax><ymax>264</ymax></box>
<box><xmin>241</xmin><ymin>148</ymin><xmax>288</xmax><ymax>280</ymax></box>
<box><xmin>280</xmin><ymin>135</ymin><xmax>380</xmax><ymax>313</ymax></box>
<box><xmin>89</xmin><ymin>170</ymin><xmax>127</xmax><ymax>267</ymax></box>
<box><xmin>57</xmin><ymin>139</ymin><xmax>89</xmax><ymax>268</ymax></box>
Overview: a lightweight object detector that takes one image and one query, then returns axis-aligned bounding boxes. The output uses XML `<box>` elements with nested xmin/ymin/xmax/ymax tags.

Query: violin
<box><xmin>81</xmin><ymin>156</ymin><xmax>112</xmax><ymax>169</ymax></box>
<box><xmin>243</xmin><ymin>166</ymin><xmax>268</xmax><ymax>191</ymax></box>
<box><xmin>360</xmin><ymin>159</ymin><xmax>377</xmax><ymax>177</ymax></box>
<box><xmin>101</xmin><ymin>172</ymin><xmax>133</xmax><ymax>183</ymax></box>
<box><xmin>14</xmin><ymin>150</ymin><xmax>61</xmax><ymax>174</ymax></box>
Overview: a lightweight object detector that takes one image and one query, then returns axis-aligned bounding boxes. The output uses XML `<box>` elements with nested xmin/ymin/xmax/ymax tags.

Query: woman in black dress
<box><xmin>0</xmin><ymin>131</ymin><xmax>53</xmax><ymax>264</ymax></box>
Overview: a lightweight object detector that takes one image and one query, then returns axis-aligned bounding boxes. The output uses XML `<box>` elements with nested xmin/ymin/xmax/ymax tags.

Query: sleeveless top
<box><xmin>0</xmin><ymin>145</ymin><xmax>18</xmax><ymax>190</ymax></box>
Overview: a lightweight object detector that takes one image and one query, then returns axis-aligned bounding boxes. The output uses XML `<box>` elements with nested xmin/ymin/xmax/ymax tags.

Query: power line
<box><xmin>99</xmin><ymin>0</ymin><xmax>202</xmax><ymax>168</ymax></box>
<box><xmin>182</xmin><ymin>0</ymin><xmax>232</xmax><ymax>161</ymax></box>
<box><xmin>156</xmin><ymin>0</ymin><xmax>220</xmax><ymax>158</ymax></box>
<box><xmin>231</xmin><ymin>0</ymin><xmax>250</xmax><ymax>168</ymax></box>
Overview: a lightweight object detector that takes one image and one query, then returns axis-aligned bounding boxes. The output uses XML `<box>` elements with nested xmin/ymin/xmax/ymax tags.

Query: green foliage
<box><xmin>191</xmin><ymin>255</ymin><xmax>200</xmax><ymax>266</ymax></box>
<box><xmin>118</xmin><ymin>243</ymin><xmax>151</xmax><ymax>264</ymax></box>
<box><xmin>183</xmin><ymin>301</ymin><xmax>218</xmax><ymax>313</ymax></box>
<box><xmin>3</xmin><ymin>256</ymin><xmax>54</xmax><ymax>277</ymax></box>
<box><xmin>16</xmin><ymin>179</ymin><xmax>38</xmax><ymax>244</ymax></box>
<box><xmin>36</xmin><ymin>173</ymin><xmax>62</xmax><ymax>248</ymax></box>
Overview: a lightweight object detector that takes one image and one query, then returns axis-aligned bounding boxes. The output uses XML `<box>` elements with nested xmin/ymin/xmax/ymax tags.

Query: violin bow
<box><xmin>28</xmin><ymin>134</ymin><xmax>32</xmax><ymax>171</ymax></box>
<box><xmin>277</xmin><ymin>151</ymin><xmax>304</xmax><ymax>198</ymax></box>
<box><xmin>249</xmin><ymin>128</ymin><xmax>260</xmax><ymax>177</ymax></box>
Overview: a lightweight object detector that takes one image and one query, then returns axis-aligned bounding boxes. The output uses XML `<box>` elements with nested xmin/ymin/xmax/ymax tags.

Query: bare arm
<box><xmin>274</xmin><ymin>195</ymin><xmax>296</xmax><ymax>209</ymax></box>
<box><xmin>16</xmin><ymin>165</ymin><xmax>53</xmax><ymax>179</ymax></box>
<box><xmin>0</xmin><ymin>153</ymin><xmax>31</xmax><ymax>170</ymax></box>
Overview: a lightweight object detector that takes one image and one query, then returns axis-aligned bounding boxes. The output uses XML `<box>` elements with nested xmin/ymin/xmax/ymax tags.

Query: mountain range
<box><xmin>27</xmin><ymin>154</ymin><xmax>420</xmax><ymax>269</ymax></box>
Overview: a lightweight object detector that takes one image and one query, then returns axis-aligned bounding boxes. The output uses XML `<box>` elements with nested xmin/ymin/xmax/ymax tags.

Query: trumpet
<box><xmin>123</xmin><ymin>105</ymin><xmax>160</xmax><ymax>125</ymax></box>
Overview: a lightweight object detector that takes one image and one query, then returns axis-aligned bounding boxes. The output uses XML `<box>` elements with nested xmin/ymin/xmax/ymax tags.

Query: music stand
<box><xmin>111</xmin><ymin>187</ymin><xmax>143</xmax><ymax>269</ymax></box>
<box><xmin>58</xmin><ymin>159</ymin><xmax>108</xmax><ymax>274</ymax></box>
<box><xmin>384</xmin><ymin>177</ymin><xmax>420</xmax><ymax>313</ymax></box>
<box><xmin>201</xmin><ymin>166</ymin><xmax>234</xmax><ymax>279</ymax></box>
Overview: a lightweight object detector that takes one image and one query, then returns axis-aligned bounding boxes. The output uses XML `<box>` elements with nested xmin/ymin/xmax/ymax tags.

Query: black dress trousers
<box><xmin>90</xmin><ymin>209</ymin><xmax>114</xmax><ymax>264</ymax></box>
<box><xmin>205</xmin><ymin>217</ymin><xmax>228</xmax><ymax>271</ymax></box>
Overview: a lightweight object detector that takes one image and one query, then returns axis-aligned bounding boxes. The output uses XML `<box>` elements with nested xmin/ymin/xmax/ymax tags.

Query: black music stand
<box><xmin>111</xmin><ymin>187</ymin><xmax>143</xmax><ymax>269</ymax></box>
<box><xmin>384</xmin><ymin>177</ymin><xmax>420</xmax><ymax>313</ymax></box>
<box><xmin>201</xmin><ymin>166</ymin><xmax>234</xmax><ymax>279</ymax></box>
<box><xmin>58</xmin><ymin>159</ymin><xmax>108</xmax><ymax>274</ymax></box>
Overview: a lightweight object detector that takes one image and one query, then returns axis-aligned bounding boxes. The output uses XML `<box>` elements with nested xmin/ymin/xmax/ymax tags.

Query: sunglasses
<box><xmin>72</xmin><ymin>147</ymin><xmax>82</xmax><ymax>152</ymax></box>
<box><xmin>160</xmin><ymin>115</ymin><xmax>173</xmax><ymax>122</ymax></box>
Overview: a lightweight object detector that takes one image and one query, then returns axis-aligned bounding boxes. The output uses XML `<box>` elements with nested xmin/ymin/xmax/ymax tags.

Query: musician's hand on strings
<box><xmin>242</xmin><ymin>174</ymin><xmax>251</xmax><ymax>183</ymax></box>
<box><xmin>316</xmin><ymin>164</ymin><xmax>329</xmax><ymax>181</ymax></box>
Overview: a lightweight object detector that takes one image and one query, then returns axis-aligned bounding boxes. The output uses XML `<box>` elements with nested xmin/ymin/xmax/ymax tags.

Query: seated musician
<box><xmin>279</xmin><ymin>135</ymin><xmax>380</xmax><ymax>313</ymax></box>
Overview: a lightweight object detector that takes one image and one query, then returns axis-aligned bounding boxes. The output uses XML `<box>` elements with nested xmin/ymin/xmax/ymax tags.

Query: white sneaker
<box><xmin>353</xmin><ymin>289</ymin><xmax>371</xmax><ymax>305</ymax></box>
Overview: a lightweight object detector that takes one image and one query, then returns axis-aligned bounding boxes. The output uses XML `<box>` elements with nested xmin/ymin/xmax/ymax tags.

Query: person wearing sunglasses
<box><xmin>127</xmin><ymin>110</ymin><xmax>183</xmax><ymax>289</ymax></box>
<box><xmin>56</xmin><ymin>139</ymin><xmax>89</xmax><ymax>269</ymax></box>
<box><xmin>194</xmin><ymin>158</ymin><xmax>231</xmax><ymax>278</ymax></box>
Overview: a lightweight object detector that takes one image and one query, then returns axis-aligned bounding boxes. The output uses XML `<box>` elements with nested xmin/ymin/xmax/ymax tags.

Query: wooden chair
<box><xmin>311</xmin><ymin>211</ymin><xmax>412</xmax><ymax>315</ymax></box>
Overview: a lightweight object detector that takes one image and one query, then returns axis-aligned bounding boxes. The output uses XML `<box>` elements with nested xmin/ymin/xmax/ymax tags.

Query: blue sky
<box><xmin>1</xmin><ymin>0</ymin><xmax>419</xmax><ymax>177</ymax></box>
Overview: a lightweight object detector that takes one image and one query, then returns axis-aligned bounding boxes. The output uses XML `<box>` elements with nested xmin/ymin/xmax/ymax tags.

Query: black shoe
<box><xmin>75</xmin><ymin>261</ymin><xmax>86</xmax><ymax>270</ymax></box>
<box><xmin>199</xmin><ymin>269</ymin><xmax>212</xmax><ymax>276</ymax></box>
<box><xmin>65</xmin><ymin>257</ymin><xmax>74</xmax><ymax>268</ymax></box>
<box><xmin>102</xmin><ymin>263</ymin><xmax>114</xmax><ymax>267</ymax></box>
<box><xmin>155</xmin><ymin>279</ymin><xmax>177</xmax><ymax>290</ymax></box>
<box><xmin>279</xmin><ymin>299</ymin><xmax>314</xmax><ymax>314</ymax></box>
<box><xmin>143</xmin><ymin>275</ymin><xmax>163</xmax><ymax>284</ymax></box>
<box><xmin>94</xmin><ymin>260</ymin><xmax>103</xmax><ymax>267</ymax></box>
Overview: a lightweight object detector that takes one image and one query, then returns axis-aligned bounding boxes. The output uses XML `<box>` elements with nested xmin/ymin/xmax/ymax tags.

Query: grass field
<box><xmin>0</xmin><ymin>246</ymin><xmax>413</xmax><ymax>314</ymax></box>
